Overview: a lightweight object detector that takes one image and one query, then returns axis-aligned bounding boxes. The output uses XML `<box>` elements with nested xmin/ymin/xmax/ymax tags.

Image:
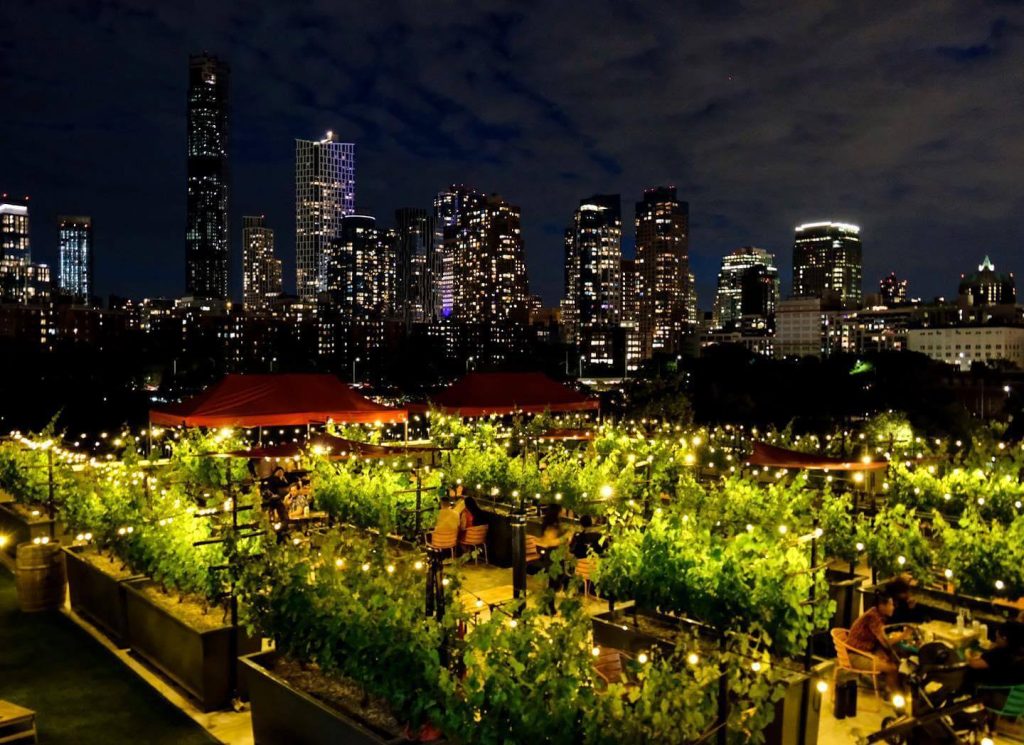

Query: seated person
<box><xmin>887</xmin><ymin>577</ymin><xmax>929</xmax><ymax>625</ymax></box>
<box><xmin>261</xmin><ymin>486</ymin><xmax>288</xmax><ymax>526</ymax></box>
<box><xmin>967</xmin><ymin>621</ymin><xmax>1024</xmax><ymax>701</ymax></box>
<box><xmin>459</xmin><ymin>496</ymin><xmax>488</xmax><ymax>533</ymax></box>
<box><xmin>538</xmin><ymin>503</ymin><xmax>563</xmax><ymax>547</ymax></box>
<box><xmin>569</xmin><ymin>515</ymin><xmax>604</xmax><ymax>560</ymax></box>
<box><xmin>434</xmin><ymin>497</ymin><xmax>461</xmax><ymax>532</ymax></box>
<box><xmin>847</xmin><ymin>593</ymin><xmax>909</xmax><ymax>693</ymax></box>
<box><xmin>285</xmin><ymin>482</ymin><xmax>309</xmax><ymax>516</ymax></box>
<box><xmin>264</xmin><ymin>466</ymin><xmax>289</xmax><ymax>497</ymax></box>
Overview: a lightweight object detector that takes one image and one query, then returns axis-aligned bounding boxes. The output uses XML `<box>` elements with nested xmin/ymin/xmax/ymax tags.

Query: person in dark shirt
<box><xmin>886</xmin><ymin>577</ymin><xmax>929</xmax><ymax>625</ymax></box>
<box><xmin>968</xmin><ymin>621</ymin><xmax>1024</xmax><ymax>689</ymax></box>
<box><xmin>264</xmin><ymin>466</ymin><xmax>289</xmax><ymax>496</ymax></box>
<box><xmin>569</xmin><ymin>515</ymin><xmax>603</xmax><ymax>560</ymax></box>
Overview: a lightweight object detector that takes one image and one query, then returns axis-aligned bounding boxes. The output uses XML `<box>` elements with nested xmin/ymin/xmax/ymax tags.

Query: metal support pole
<box><xmin>425</xmin><ymin>546</ymin><xmax>444</xmax><ymax>618</ymax></box>
<box><xmin>797</xmin><ymin>520</ymin><xmax>819</xmax><ymax>745</ymax></box>
<box><xmin>510</xmin><ymin>510</ymin><xmax>527</xmax><ymax>612</ymax></box>
<box><xmin>717</xmin><ymin>638</ymin><xmax>729</xmax><ymax>745</ymax></box>
<box><xmin>47</xmin><ymin>447</ymin><xmax>55</xmax><ymax>540</ymax></box>
<box><xmin>414</xmin><ymin>468</ymin><xmax>423</xmax><ymax>537</ymax></box>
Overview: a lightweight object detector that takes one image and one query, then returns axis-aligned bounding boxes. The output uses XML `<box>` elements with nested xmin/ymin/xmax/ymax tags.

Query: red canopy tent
<box><xmin>415</xmin><ymin>372</ymin><xmax>600</xmax><ymax>417</ymax></box>
<box><xmin>747</xmin><ymin>441</ymin><xmax>887</xmax><ymax>471</ymax></box>
<box><xmin>149</xmin><ymin>374</ymin><xmax>407</xmax><ymax>428</ymax></box>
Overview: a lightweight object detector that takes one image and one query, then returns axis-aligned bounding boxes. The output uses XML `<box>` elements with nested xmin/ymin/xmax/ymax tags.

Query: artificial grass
<box><xmin>0</xmin><ymin>570</ymin><xmax>216</xmax><ymax>744</ymax></box>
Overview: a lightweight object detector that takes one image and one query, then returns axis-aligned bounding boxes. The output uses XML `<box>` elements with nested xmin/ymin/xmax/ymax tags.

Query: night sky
<box><xmin>3</xmin><ymin>1</ymin><xmax>1023</xmax><ymax>308</ymax></box>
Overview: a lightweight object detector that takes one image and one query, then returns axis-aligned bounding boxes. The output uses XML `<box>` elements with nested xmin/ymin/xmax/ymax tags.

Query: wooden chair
<box><xmin>425</xmin><ymin>527</ymin><xmax>458</xmax><ymax>559</ymax></box>
<box><xmin>525</xmin><ymin>535</ymin><xmax>541</xmax><ymax>565</ymax></box>
<box><xmin>459</xmin><ymin>525</ymin><xmax>489</xmax><ymax>564</ymax></box>
<box><xmin>831</xmin><ymin>628</ymin><xmax>882</xmax><ymax>703</ymax></box>
<box><xmin>593</xmin><ymin>647</ymin><xmax>628</xmax><ymax>686</ymax></box>
<box><xmin>576</xmin><ymin>557</ymin><xmax>598</xmax><ymax>597</ymax></box>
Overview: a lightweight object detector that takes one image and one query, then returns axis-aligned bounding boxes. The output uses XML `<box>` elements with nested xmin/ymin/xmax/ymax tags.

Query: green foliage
<box><xmin>596</xmin><ymin>507</ymin><xmax>834</xmax><ymax>658</ymax></box>
<box><xmin>858</xmin><ymin>503</ymin><xmax>934</xmax><ymax>581</ymax></box>
<box><xmin>935</xmin><ymin>510</ymin><xmax>1024</xmax><ymax>599</ymax></box>
<box><xmin>310</xmin><ymin>455</ymin><xmax>437</xmax><ymax>540</ymax></box>
<box><xmin>237</xmin><ymin>529</ymin><xmax>462</xmax><ymax>730</ymax></box>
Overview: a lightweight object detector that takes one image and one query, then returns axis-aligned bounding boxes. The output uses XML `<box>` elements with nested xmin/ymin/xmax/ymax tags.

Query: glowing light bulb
<box><xmin>637</xmin><ymin>652</ymin><xmax>649</xmax><ymax>664</ymax></box>
<box><xmin>361</xmin><ymin>563</ymin><xmax>370</xmax><ymax>572</ymax></box>
<box><xmin>591</xmin><ymin>646</ymin><xmax>601</xmax><ymax>657</ymax></box>
<box><xmin>687</xmin><ymin>652</ymin><xmax>699</xmax><ymax>665</ymax></box>
<box><xmin>891</xmin><ymin>693</ymin><xmax>906</xmax><ymax>709</ymax></box>
<box><xmin>751</xmin><ymin>661</ymin><xmax>762</xmax><ymax>672</ymax></box>
<box><xmin>816</xmin><ymin>680</ymin><xmax>828</xmax><ymax>694</ymax></box>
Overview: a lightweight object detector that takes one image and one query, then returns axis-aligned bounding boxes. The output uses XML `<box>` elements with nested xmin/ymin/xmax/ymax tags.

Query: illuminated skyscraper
<box><xmin>58</xmin><ymin>215</ymin><xmax>93</xmax><ymax>303</ymax></box>
<box><xmin>712</xmin><ymin>246</ymin><xmax>779</xmax><ymax>331</ymax></box>
<box><xmin>0</xmin><ymin>195</ymin><xmax>49</xmax><ymax>303</ymax></box>
<box><xmin>242</xmin><ymin>216</ymin><xmax>281</xmax><ymax>311</ymax></box>
<box><xmin>635</xmin><ymin>186</ymin><xmax>690</xmax><ymax>357</ymax></box>
<box><xmin>185</xmin><ymin>54</ymin><xmax>229</xmax><ymax>300</ymax></box>
<box><xmin>450</xmin><ymin>193</ymin><xmax>529</xmax><ymax>325</ymax></box>
<box><xmin>324</xmin><ymin>215</ymin><xmax>394</xmax><ymax>318</ymax></box>
<box><xmin>295</xmin><ymin>132</ymin><xmax>355</xmax><ymax>301</ymax></box>
<box><xmin>433</xmin><ymin>185</ymin><xmax>484</xmax><ymax>319</ymax></box>
<box><xmin>879</xmin><ymin>272</ymin><xmax>908</xmax><ymax>307</ymax></box>
<box><xmin>1</xmin><ymin>196</ymin><xmax>30</xmax><ymax>264</ymax></box>
<box><xmin>959</xmin><ymin>256</ymin><xmax>1015</xmax><ymax>306</ymax></box>
<box><xmin>792</xmin><ymin>221</ymin><xmax>862</xmax><ymax>309</ymax></box>
<box><xmin>563</xmin><ymin>194</ymin><xmax>622</xmax><ymax>369</ymax></box>
<box><xmin>395</xmin><ymin>208</ymin><xmax>435</xmax><ymax>326</ymax></box>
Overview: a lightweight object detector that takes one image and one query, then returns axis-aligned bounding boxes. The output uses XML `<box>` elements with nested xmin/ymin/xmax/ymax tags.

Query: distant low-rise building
<box><xmin>907</xmin><ymin>326</ymin><xmax>1024</xmax><ymax>371</ymax></box>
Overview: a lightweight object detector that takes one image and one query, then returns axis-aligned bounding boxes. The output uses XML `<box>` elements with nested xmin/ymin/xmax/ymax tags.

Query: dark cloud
<box><xmin>2</xmin><ymin>0</ymin><xmax>1024</xmax><ymax>306</ymax></box>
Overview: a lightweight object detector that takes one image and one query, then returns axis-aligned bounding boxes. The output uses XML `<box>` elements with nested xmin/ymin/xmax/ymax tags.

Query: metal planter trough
<box><xmin>124</xmin><ymin>578</ymin><xmax>261</xmax><ymax>711</ymax></box>
<box><xmin>241</xmin><ymin>651</ymin><xmax>415</xmax><ymax>745</ymax></box>
<box><xmin>63</xmin><ymin>546</ymin><xmax>144</xmax><ymax>648</ymax></box>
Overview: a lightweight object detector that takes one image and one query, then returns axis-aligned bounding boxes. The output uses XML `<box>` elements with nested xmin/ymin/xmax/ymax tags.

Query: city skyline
<box><xmin>4</xmin><ymin>3</ymin><xmax>1024</xmax><ymax>308</ymax></box>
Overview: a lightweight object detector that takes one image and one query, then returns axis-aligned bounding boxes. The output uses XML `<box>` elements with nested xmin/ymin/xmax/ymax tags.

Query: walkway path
<box><xmin>0</xmin><ymin>571</ymin><xmax>215</xmax><ymax>744</ymax></box>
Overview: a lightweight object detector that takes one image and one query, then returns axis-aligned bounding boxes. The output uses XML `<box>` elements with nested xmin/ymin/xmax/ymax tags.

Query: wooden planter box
<box><xmin>241</xmin><ymin>651</ymin><xmax>413</xmax><ymax>745</ymax></box>
<box><xmin>592</xmin><ymin>608</ymin><xmax>829</xmax><ymax>745</ymax></box>
<box><xmin>0</xmin><ymin>503</ymin><xmax>54</xmax><ymax>558</ymax></box>
<box><xmin>63</xmin><ymin>546</ymin><xmax>144</xmax><ymax>648</ymax></box>
<box><xmin>124</xmin><ymin>579</ymin><xmax>261</xmax><ymax>711</ymax></box>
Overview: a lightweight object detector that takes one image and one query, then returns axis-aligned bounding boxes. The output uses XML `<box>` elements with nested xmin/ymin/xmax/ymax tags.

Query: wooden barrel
<box><xmin>15</xmin><ymin>541</ymin><xmax>66</xmax><ymax>612</ymax></box>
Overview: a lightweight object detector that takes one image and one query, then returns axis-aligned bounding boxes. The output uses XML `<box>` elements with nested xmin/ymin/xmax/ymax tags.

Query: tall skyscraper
<box><xmin>792</xmin><ymin>221</ymin><xmax>862</xmax><ymax>309</ymax></box>
<box><xmin>395</xmin><ymin>208</ymin><xmax>435</xmax><ymax>327</ymax></box>
<box><xmin>450</xmin><ymin>193</ymin><xmax>529</xmax><ymax>325</ymax></box>
<box><xmin>58</xmin><ymin>215</ymin><xmax>92</xmax><ymax>303</ymax></box>
<box><xmin>1</xmin><ymin>196</ymin><xmax>30</xmax><ymax>264</ymax></box>
<box><xmin>295</xmin><ymin>132</ymin><xmax>355</xmax><ymax>301</ymax></box>
<box><xmin>185</xmin><ymin>53</ymin><xmax>229</xmax><ymax>300</ymax></box>
<box><xmin>635</xmin><ymin>186</ymin><xmax>690</xmax><ymax>358</ymax></box>
<box><xmin>433</xmin><ymin>185</ymin><xmax>485</xmax><ymax>319</ymax></box>
<box><xmin>563</xmin><ymin>194</ymin><xmax>622</xmax><ymax>369</ymax></box>
<box><xmin>0</xmin><ymin>195</ymin><xmax>49</xmax><ymax>304</ymax></box>
<box><xmin>242</xmin><ymin>216</ymin><xmax>281</xmax><ymax>311</ymax></box>
<box><xmin>324</xmin><ymin>215</ymin><xmax>394</xmax><ymax>319</ymax></box>
<box><xmin>959</xmin><ymin>256</ymin><xmax>1015</xmax><ymax>306</ymax></box>
<box><xmin>879</xmin><ymin>272</ymin><xmax>908</xmax><ymax>307</ymax></box>
<box><xmin>712</xmin><ymin>247</ymin><xmax>779</xmax><ymax>331</ymax></box>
